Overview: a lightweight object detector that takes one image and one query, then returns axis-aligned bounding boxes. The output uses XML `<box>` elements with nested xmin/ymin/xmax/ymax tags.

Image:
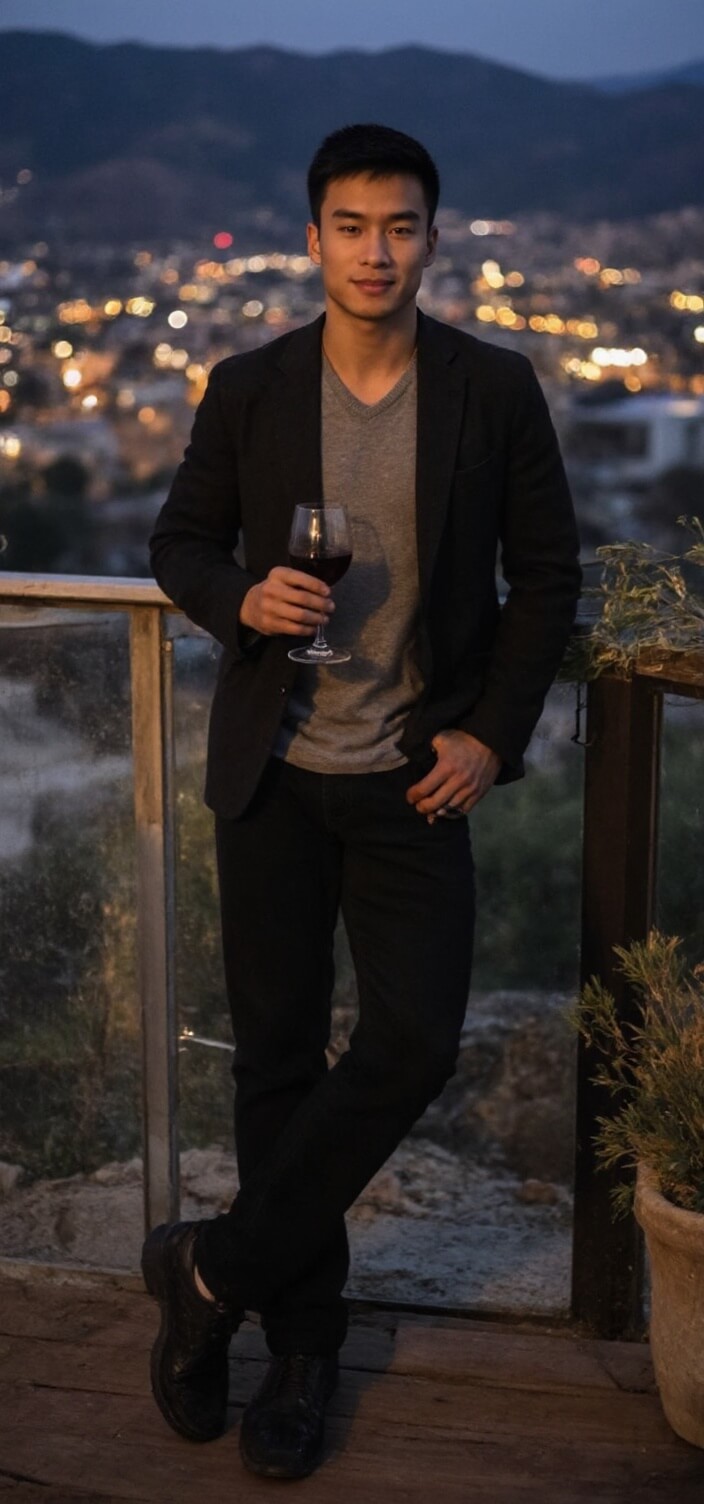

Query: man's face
<box><xmin>307</xmin><ymin>172</ymin><xmax>438</xmax><ymax>324</ymax></box>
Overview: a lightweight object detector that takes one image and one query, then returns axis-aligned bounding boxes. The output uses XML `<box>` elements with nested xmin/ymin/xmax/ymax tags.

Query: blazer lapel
<box><xmin>415</xmin><ymin>311</ymin><xmax>468</xmax><ymax>601</ymax></box>
<box><xmin>270</xmin><ymin>313</ymin><xmax>325</xmax><ymax>555</ymax></box>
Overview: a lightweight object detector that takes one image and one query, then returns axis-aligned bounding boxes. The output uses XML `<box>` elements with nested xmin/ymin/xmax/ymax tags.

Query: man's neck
<box><xmin>321</xmin><ymin>303</ymin><xmax>418</xmax><ymax>406</ymax></box>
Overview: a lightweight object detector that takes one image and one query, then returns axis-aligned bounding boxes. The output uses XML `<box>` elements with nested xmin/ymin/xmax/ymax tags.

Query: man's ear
<box><xmin>307</xmin><ymin>221</ymin><xmax>321</xmax><ymax>264</ymax></box>
<box><xmin>425</xmin><ymin>225</ymin><xmax>439</xmax><ymax>267</ymax></box>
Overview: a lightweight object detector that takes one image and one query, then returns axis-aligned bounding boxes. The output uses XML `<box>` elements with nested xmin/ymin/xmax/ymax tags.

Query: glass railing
<box><xmin>0</xmin><ymin>571</ymin><xmax>701</xmax><ymax>1336</ymax></box>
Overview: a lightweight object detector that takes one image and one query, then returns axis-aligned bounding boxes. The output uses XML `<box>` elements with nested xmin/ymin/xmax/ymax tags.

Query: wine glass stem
<box><xmin>313</xmin><ymin>622</ymin><xmax>328</xmax><ymax>649</ymax></box>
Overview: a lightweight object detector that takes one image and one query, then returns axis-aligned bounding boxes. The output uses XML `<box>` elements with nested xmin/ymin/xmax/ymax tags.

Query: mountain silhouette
<box><xmin>2</xmin><ymin>32</ymin><xmax>703</xmax><ymax>243</ymax></box>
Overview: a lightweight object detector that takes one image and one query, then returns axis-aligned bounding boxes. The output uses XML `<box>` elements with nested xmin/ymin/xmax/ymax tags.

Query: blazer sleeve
<box><xmin>457</xmin><ymin>357</ymin><xmax>582</xmax><ymax>769</ymax></box>
<box><xmin>149</xmin><ymin>362</ymin><xmax>260</xmax><ymax>658</ymax></box>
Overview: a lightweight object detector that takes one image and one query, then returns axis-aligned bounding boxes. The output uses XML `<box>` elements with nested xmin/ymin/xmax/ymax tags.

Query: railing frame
<box><xmin>1</xmin><ymin>571</ymin><xmax>703</xmax><ymax>1337</ymax></box>
<box><xmin>0</xmin><ymin>576</ymin><xmax>180</xmax><ymax>1237</ymax></box>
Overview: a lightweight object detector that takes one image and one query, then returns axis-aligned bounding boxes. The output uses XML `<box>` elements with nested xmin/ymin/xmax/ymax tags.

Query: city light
<box><xmin>0</xmin><ymin>433</ymin><xmax>21</xmax><ymax>457</ymax></box>
<box><xmin>137</xmin><ymin>406</ymin><xmax>156</xmax><ymax>424</ymax></box>
<box><xmin>62</xmin><ymin>367</ymin><xmax>82</xmax><ymax>389</ymax></box>
<box><xmin>563</xmin><ymin>357</ymin><xmax>603</xmax><ymax>381</ymax></box>
<box><xmin>694</xmin><ymin>327</ymin><xmax>704</xmax><ymax>344</ymax></box>
<box><xmin>591</xmin><ymin>347</ymin><xmax>648</xmax><ymax>367</ymax></box>
<box><xmin>470</xmin><ymin>219</ymin><xmax>515</xmax><ymax>236</ymax></box>
<box><xmin>242</xmin><ymin>300</ymin><xmax>264</xmax><ymax>318</ymax></box>
<box><xmin>125</xmin><ymin>296</ymin><xmax>155</xmax><ymax>317</ymax></box>
<box><xmin>482</xmin><ymin>260</ymin><xmax>505</xmax><ymax>289</ymax></box>
<box><xmin>574</xmin><ymin>258</ymin><xmax>600</xmax><ymax>275</ymax></box>
<box><xmin>81</xmin><ymin>394</ymin><xmax>99</xmax><ymax>410</ymax></box>
<box><xmin>58</xmin><ymin>299</ymin><xmax>93</xmax><ymax>324</ymax></box>
<box><xmin>52</xmin><ymin>340</ymin><xmax>73</xmax><ymax>358</ymax></box>
<box><xmin>0</xmin><ymin>391</ymin><xmax>11</xmax><ymax>413</ymax></box>
<box><xmin>213</xmin><ymin>231</ymin><xmax>233</xmax><ymax>249</ymax></box>
<box><xmin>670</xmin><ymin>291</ymin><xmax>704</xmax><ymax>312</ymax></box>
<box><xmin>195</xmin><ymin>259</ymin><xmax>227</xmax><ymax>280</ymax></box>
<box><xmin>565</xmin><ymin>319</ymin><xmax>599</xmax><ymax>339</ymax></box>
<box><xmin>167</xmin><ymin>309</ymin><xmax>188</xmax><ymax>329</ymax></box>
<box><xmin>499</xmin><ymin>308</ymin><xmax>526</xmax><ymax>329</ymax></box>
<box><xmin>103</xmin><ymin>299</ymin><xmax>122</xmax><ymax>317</ymax></box>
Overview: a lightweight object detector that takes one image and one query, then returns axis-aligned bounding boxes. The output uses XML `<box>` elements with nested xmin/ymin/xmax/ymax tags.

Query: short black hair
<box><xmin>307</xmin><ymin>123</ymin><xmax>440</xmax><ymax>228</ymax></box>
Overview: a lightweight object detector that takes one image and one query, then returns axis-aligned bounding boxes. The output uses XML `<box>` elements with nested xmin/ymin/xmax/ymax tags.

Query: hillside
<box><xmin>2</xmin><ymin>32</ymin><xmax>703</xmax><ymax>242</ymax></box>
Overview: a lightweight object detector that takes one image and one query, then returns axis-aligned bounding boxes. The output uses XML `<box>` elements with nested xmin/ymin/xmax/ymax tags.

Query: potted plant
<box><xmin>569</xmin><ymin>930</ymin><xmax>704</xmax><ymax>1447</ymax></box>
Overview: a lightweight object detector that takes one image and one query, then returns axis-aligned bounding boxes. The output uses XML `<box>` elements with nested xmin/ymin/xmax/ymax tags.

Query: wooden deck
<box><xmin>0</xmin><ymin>1265</ymin><xmax>703</xmax><ymax>1503</ymax></box>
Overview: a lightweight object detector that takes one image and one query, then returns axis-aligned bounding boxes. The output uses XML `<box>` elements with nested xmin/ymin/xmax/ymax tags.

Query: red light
<box><xmin>213</xmin><ymin>231</ymin><xmax>233</xmax><ymax>250</ymax></box>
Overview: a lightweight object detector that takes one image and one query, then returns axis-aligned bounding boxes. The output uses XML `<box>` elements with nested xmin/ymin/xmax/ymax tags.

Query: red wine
<box><xmin>288</xmin><ymin>550</ymin><xmax>352</xmax><ymax>586</ymax></box>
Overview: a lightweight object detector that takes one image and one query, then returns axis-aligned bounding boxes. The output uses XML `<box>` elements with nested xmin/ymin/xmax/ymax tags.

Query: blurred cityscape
<box><xmin>1</xmin><ymin>200</ymin><xmax>704</xmax><ymax>577</ymax></box>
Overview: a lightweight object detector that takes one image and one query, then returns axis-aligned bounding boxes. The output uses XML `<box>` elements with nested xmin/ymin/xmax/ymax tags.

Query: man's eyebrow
<box><xmin>330</xmin><ymin>209</ymin><xmax>421</xmax><ymax>221</ymax></box>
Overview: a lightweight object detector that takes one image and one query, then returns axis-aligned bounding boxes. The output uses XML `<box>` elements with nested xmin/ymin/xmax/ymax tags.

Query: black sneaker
<box><xmin>239</xmin><ymin>1352</ymin><xmax>339</xmax><ymax>1478</ymax></box>
<box><xmin>141</xmin><ymin>1220</ymin><xmax>242</xmax><ymax>1442</ymax></box>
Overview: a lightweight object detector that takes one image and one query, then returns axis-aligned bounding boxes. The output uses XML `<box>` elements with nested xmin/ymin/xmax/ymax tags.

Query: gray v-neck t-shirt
<box><xmin>274</xmin><ymin>351</ymin><xmax>424</xmax><ymax>773</ymax></box>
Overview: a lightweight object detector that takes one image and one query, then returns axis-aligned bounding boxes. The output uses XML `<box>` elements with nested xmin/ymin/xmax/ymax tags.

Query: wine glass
<box><xmin>287</xmin><ymin>503</ymin><xmax>353</xmax><ymax>664</ymax></box>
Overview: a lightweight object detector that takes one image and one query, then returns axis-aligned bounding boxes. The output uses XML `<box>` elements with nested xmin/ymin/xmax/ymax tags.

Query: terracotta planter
<box><xmin>634</xmin><ymin>1160</ymin><xmax>704</xmax><ymax>1448</ymax></box>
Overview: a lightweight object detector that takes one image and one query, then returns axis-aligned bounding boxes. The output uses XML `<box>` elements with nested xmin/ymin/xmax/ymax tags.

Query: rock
<box><xmin>514</xmin><ymin>1178</ymin><xmax>563</xmax><ymax>1205</ymax></box>
<box><xmin>0</xmin><ymin>1161</ymin><xmax>23</xmax><ymax>1195</ymax></box>
<box><xmin>91</xmin><ymin>1156</ymin><xmax>142</xmax><ymax>1186</ymax></box>
<box><xmin>180</xmin><ymin>1146</ymin><xmax>238</xmax><ymax>1210</ymax></box>
<box><xmin>54</xmin><ymin>1202</ymin><xmax>78</xmax><ymax>1249</ymax></box>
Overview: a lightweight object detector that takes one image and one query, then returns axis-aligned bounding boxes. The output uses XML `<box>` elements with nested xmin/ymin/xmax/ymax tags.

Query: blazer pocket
<box><xmin>453</xmin><ymin>451</ymin><xmax>500</xmax><ymax>480</ymax></box>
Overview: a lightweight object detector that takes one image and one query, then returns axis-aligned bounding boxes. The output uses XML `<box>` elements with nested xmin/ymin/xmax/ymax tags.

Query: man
<box><xmin>144</xmin><ymin>122</ymin><xmax>582</xmax><ymax>1479</ymax></box>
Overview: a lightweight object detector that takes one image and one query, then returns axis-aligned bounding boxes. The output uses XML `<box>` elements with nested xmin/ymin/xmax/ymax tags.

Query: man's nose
<box><xmin>360</xmin><ymin>233</ymin><xmax>391</xmax><ymax>266</ymax></box>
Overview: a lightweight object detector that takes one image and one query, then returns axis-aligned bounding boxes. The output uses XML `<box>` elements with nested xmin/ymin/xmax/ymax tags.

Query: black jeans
<box><xmin>194</xmin><ymin>754</ymin><xmax>475</xmax><ymax>1355</ymax></box>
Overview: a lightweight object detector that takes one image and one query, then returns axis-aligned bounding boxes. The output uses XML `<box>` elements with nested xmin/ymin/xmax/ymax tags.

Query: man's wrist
<box><xmin>238</xmin><ymin>584</ymin><xmax>257</xmax><ymax>629</ymax></box>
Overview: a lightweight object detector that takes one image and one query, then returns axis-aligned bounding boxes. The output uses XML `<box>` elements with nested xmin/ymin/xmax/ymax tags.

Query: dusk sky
<box><xmin>1</xmin><ymin>0</ymin><xmax>704</xmax><ymax>81</ymax></box>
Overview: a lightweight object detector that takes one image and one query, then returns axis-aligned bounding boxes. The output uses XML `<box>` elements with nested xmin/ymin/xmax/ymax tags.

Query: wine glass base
<box><xmin>288</xmin><ymin>645</ymin><xmax>351</xmax><ymax>664</ymax></box>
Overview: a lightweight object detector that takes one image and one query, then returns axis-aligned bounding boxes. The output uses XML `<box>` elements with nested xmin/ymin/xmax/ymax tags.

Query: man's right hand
<box><xmin>239</xmin><ymin>566</ymin><xmax>334</xmax><ymax>638</ymax></box>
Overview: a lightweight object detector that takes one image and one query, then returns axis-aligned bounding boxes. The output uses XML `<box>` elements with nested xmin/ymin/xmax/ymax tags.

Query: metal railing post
<box><xmin>129</xmin><ymin>605</ymin><xmax>179</xmax><ymax>1233</ymax></box>
<box><xmin>571</xmin><ymin>672</ymin><xmax>662</xmax><ymax>1336</ymax></box>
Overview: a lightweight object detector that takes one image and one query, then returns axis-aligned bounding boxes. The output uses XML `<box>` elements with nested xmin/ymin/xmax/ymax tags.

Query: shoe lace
<box><xmin>268</xmin><ymin>1354</ymin><xmax>321</xmax><ymax>1405</ymax></box>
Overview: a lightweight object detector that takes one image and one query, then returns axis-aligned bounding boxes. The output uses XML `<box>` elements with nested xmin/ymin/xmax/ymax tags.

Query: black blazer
<box><xmin>150</xmin><ymin>311</ymin><xmax>582</xmax><ymax>818</ymax></box>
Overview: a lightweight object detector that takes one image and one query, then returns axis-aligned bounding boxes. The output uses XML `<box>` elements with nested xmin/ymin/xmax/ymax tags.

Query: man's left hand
<box><xmin>406</xmin><ymin>730</ymin><xmax>502</xmax><ymax>823</ymax></box>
